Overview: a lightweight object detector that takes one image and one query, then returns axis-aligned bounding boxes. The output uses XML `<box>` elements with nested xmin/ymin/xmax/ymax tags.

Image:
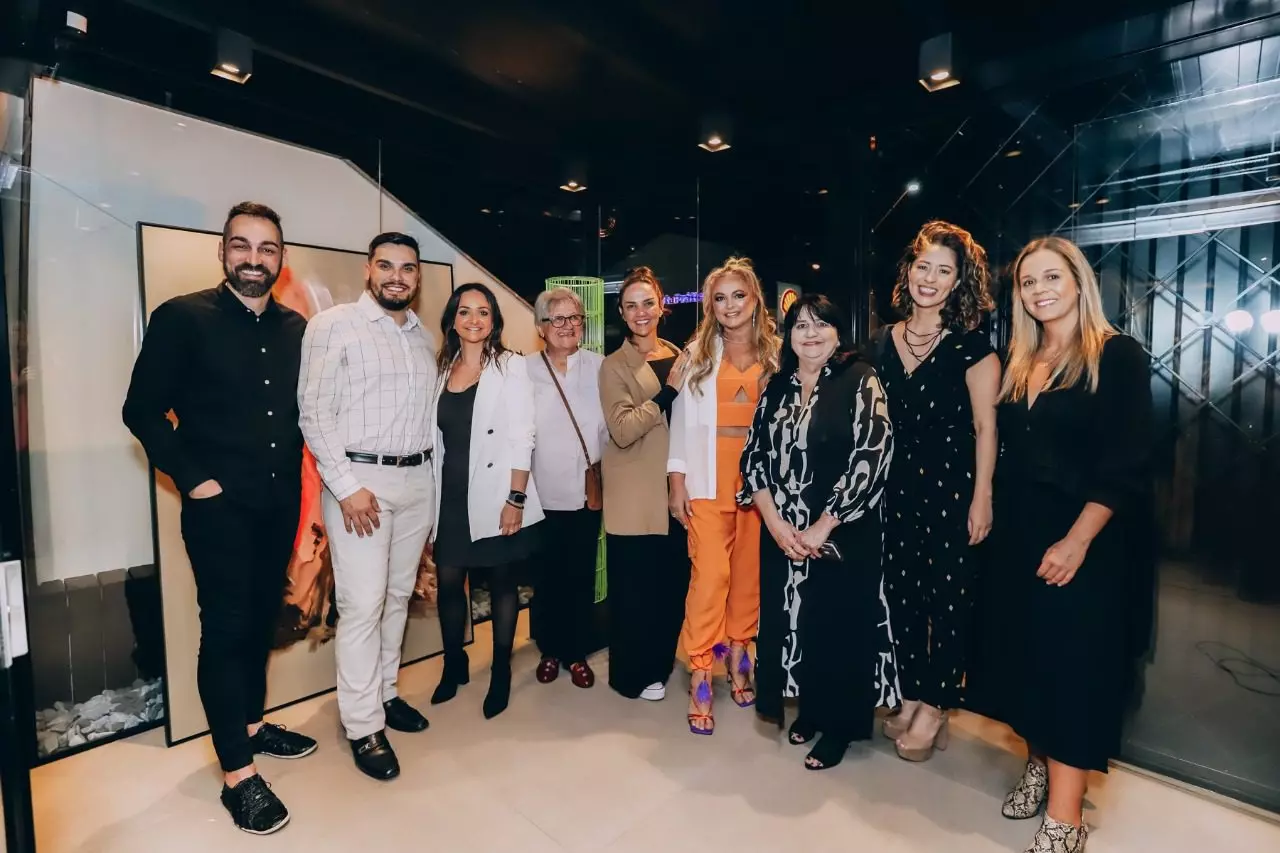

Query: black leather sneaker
<box><xmin>383</xmin><ymin>697</ymin><xmax>429</xmax><ymax>733</ymax></box>
<box><xmin>250</xmin><ymin>722</ymin><xmax>318</xmax><ymax>760</ymax></box>
<box><xmin>220</xmin><ymin>775</ymin><xmax>290</xmax><ymax>835</ymax></box>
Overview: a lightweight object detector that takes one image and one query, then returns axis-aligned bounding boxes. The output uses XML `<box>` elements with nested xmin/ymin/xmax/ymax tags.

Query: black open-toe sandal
<box><xmin>803</xmin><ymin>733</ymin><xmax>851</xmax><ymax>771</ymax></box>
<box><xmin>788</xmin><ymin>716</ymin><xmax>818</xmax><ymax>745</ymax></box>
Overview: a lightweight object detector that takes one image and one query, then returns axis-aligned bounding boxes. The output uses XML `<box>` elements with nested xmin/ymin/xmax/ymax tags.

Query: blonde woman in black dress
<box><xmin>968</xmin><ymin>237</ymin><xmax>1154</xmax><ymax>853</ymax></box>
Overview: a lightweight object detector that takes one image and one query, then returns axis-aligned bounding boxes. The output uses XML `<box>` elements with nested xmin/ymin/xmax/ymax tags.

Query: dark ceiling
<box><xmin>7</xmin><ymin>0</ymin><xmax>1259</xmax><ymax>300</ymax></box>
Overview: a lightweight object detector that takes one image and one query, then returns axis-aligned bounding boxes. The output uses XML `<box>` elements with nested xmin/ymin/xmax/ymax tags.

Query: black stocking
<box><xmin>487</xmin><ymin>562</ymin><xmax>519</xmax><ymax>669</ymax></box>
<box><xmin>435</xmin><ymin>563</ymin><xmax>469</xmax><ymax>658</ymax></box>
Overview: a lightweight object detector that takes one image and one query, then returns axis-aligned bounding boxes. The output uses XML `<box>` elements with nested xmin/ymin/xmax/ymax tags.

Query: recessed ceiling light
<box><xmin>817</xmin><ymin>188</ymin><xmax>829</xmax><ymax>195</ymax></box>
<box><xmin>918</xmin><ymin>33</ymin><xmax>961</xmax><ymax>91</ymax></box>
<box><xmin>698</xmin><ymin>135</ymin><xmax>732</xmax><ymax>153</ymax></box>
<box><xmin>811</xmin><ymin>263</ymin><xmax>821</xmax><ymax>271</ymax></box>
<box><xmin>211</xmin><ymin>28</ymin><xmax>253</xmax><ymax>83</ymax></box>
<box><xmin>1068</xmin><ymin>202</ymin><xmax>1082</xmax><ymax>209</ymax></box>
<box><xmin>1096</xmin><ymin>197</ymin><xmax>1110</xmax><ymax>205</ymax></box>
<box><xmin>906</xmin><ymin>181</ymin><xmax>921</xmax><ymax>194</ymax></box>
<box><xmin>560</xmin><ymin>180</ymin><xmax>587</xmax><ymax>193</ymax></box>
<box><xmin>480</xmin><ymin>208</ymin><xmax>491</xmax><ymax>214</ymax></box>
<box><xmin>1005</xmin><ymin>149</ymin><xmax>1022</xmax><ymax>158</ymax></box>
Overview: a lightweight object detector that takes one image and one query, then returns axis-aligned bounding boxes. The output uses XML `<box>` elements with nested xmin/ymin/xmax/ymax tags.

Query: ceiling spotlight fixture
<box><xmin>560</xmin><ymin>179</ymin><xmax>587</xmax><ymax>193</ymax></box>
<box><xmin>1068</xmin><ymin>202</ymin><xmax>1082</xmax><ymax>209</ymax></box>
<box><xmin>811</xmin><ymin>263</ymin><xmax>821</xmax><ymax>271</ymax></box>
<box><xmin>1005</xmin><ymin>149</ymin><xmax>1023</xmax><ymax>158</ymax></box>
<box><xmin>817</xmin><ymin>188</ymin><xmax>829</xmax><ymax>195</ymax></box>
<box><xmin>906</xmin><ymin>181</ymin><xmax>921</xmax><ymax>194</ymax></box>
<box><xmin>211</xmin><ymin>28</ymin><xmax>253</xmax><ymax>84</ymax></box>
<box><xmin>1224</xmin><ymin>309</ymin><xmax>1255</xmax><ymax>333</ymax></box>
<box><xmin>1260</xmin><ymin>309</ymin><xmax>1280</xmax><ymax>335</ymax></box>
<box><xmin>1096</xmin><ymin>197</ymin><xmax>1110</xmax><ymax>205</ymax></box>
<box><xmin>479</xmin><ymin>208</ymin><xmax>491</xmax><ymax>214</ymax></box>
<box><xmin>918</xmin><ymin>33</ymin><xmax>961</xmax><ymax>92</ymax></box>
<box><xmin>699</xmin><ymin>134</ymin><xmax>732</xmax><ymax>153</ymax></box>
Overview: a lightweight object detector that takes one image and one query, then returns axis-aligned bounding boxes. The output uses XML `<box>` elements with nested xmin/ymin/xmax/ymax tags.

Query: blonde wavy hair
<box><xmin>1000</xmin><ymin>236</ymin><xmax>1116</xmax><ymax>402</ymax></box>
<box><xmin>684</xmin><ymin>256</ymin><xmax>781</xmax><ymax>393</ymax></box>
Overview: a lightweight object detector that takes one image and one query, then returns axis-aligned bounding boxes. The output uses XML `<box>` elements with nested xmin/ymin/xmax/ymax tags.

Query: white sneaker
<box><xmin>639</xmin><ymin>682</ymin><xmax>666</xmax><ymax>701</ymax></box>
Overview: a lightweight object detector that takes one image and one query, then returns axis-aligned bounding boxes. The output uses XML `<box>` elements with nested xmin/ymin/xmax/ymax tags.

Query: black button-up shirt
<box><xmin>123</xmin><ymin>283</ymin><xmax>306</xmax><ymax>508</ymax></box>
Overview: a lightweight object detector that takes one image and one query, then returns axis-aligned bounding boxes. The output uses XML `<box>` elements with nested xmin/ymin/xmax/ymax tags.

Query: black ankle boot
<box><xmin>431</xmin><ymin>650</ymin><xmax>470</xmax><ymax>705</ymax></box>
<box><xmin>483</xmin><ymin>658</ymin><xmax>512</xmax><ymax>720</ymax></box>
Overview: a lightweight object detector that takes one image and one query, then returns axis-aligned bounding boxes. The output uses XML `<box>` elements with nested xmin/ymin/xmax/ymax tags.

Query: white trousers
<box><xmin>322</xmin><ymin>462</ymin><xmax>435</xmax><ymax>740</ymax></box>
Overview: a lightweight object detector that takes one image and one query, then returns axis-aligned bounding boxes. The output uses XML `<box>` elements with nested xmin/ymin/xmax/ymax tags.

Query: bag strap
<box><xmin>541</xmin><ymin>352</ymin><xmax>592</xmax><ymax>464</ymax></box>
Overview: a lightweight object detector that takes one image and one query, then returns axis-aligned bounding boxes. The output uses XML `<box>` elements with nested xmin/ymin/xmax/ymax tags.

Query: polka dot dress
<box><xmin>874</xmin><ymin>325</ymin><xmax>993</xmax><ymax>709</ymax></box>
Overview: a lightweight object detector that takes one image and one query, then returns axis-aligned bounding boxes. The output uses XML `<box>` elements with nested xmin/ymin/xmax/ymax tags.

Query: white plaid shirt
<box><xmin>297</xmin><ymin>292</ymin><xmax>437</xmax><ymax>501</ymax></box>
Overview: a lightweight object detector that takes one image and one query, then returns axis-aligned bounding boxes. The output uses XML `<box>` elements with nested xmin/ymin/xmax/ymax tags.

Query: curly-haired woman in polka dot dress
<box><xmin>871</xmin><ymin>220</ymin><xmax>1000</xmax><ymax>762</ymax></box>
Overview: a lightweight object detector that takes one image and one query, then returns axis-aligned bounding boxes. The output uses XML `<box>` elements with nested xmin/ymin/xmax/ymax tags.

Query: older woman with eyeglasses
<box><xmin>526</xmin><ymin>288</ymin><xmax>608</xmax><ymax>689</ymax></box>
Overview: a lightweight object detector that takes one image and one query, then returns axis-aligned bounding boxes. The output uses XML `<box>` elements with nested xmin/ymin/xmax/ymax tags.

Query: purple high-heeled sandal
<box><xmin>688</xmin><ymin>675</ymin><xmax>714</xmax><ymax>735</ymax></box>
<box><xmin>724</xmin><ymin>643</ymin><xmax>756</xmax><ymax>709</ymax></box>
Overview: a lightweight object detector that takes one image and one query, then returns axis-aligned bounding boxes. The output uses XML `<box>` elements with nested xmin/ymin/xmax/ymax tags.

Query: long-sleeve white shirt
<box><xmin>297</xmin><ymin>292</ymin><xmax>437</xmax><ymax>501</ymax></box>
<box><xmin>527</xmin><ymin>349</ymin><xmax>607</xmax><ymax>511</ymax></box>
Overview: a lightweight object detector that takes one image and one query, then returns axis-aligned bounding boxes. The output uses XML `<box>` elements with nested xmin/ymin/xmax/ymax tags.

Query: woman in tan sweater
<box><xmin>600</xmin><ymin>267</ymin><xmax>689</xmax><ymax>701</ymax></box>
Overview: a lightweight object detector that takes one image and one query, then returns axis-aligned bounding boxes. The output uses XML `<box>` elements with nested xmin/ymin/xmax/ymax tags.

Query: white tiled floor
<box><xmin>31</xmin><ymin>620</ymin><xmax>1280</xmax><ymax>852</ymax></box>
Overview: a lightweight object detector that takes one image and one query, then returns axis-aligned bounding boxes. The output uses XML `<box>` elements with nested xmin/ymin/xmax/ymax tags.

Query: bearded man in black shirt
<box><xmin>123</xmin><ymin>201</ymin><xmax>317</xmax><ymax>836</ymax></box>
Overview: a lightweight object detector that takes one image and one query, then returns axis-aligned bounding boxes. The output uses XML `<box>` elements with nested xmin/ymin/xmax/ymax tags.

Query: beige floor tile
<box><xmin>29</xmin><ymin>620</ymin><xmax>1280</xmax><ymax>852</ymax></box>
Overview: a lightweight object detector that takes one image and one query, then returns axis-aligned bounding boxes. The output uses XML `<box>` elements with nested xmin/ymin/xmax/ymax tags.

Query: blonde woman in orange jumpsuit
<box><xmin>668</xmin><ymin>257</ymin><xmax>781</xmax><ymax>735</ymax></box>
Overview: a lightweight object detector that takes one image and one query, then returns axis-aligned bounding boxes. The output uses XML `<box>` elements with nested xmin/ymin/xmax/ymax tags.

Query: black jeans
<box><xmin>180</xmin><ymin>493</ymin><xmax>295</xmax><ymax>773</ymax></box>
<box><xmin>531</xmin><ymin>508</ymin><xmax>602</xmax><ymax>664</ymax></box>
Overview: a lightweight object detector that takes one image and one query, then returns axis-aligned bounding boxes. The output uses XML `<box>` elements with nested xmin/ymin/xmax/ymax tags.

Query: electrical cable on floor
<box><xmin>1195</xmin><ymin>641</ymin><xmax>1280</xmax><ymax>697</ymax></box>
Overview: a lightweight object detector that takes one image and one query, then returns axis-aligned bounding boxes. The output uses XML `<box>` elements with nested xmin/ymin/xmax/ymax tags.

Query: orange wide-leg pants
<box><xmin>681</xmin><ymin>435</ymin><xmax>761</xmax><ymax>672</ymax></box>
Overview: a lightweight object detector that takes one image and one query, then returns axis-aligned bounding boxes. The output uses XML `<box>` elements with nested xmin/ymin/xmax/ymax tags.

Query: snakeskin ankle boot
<box><xmin>1003</xmin><ymin>758</ymin><xmax>1049</xmax><ymax>819</ymax></box>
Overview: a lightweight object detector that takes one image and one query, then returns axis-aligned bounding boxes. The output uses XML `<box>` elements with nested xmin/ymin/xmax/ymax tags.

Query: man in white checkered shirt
<box><xmin>297</xmin><ymin>232</ymin><xmax>437</xmax><ymax>781</ymax></box>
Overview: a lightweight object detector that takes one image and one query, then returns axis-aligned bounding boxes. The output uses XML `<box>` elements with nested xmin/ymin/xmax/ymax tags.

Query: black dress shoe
<box><xmin>250</xmin><ymin>722</ymin><xmax>318</xmax><ymax>759</ymax></box>
<box><xmin>350</xmin><ymin>730</ymin><xmax>400</xmax><ymax>780</ymax></box>
<box><xmin>221</xmin><ymin>775</ymin><xmax>290</xmax><ymax>835</ymax></box>
<box><xmin>384</xmin><ymin>697</ymin><xmax>429</xmax><ymax>733</ymax></box>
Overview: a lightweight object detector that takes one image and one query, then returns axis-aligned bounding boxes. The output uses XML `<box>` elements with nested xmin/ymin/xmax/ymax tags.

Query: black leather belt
<box><xmin>346</xmin><ymin>450</ymin><xmax>432</xmax><ymax>467</ymax></box>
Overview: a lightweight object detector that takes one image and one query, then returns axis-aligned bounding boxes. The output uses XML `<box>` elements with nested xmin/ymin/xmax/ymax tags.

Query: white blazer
<box><xmin>432</xmin><ymin>351</ymin><xmax>545</xmax><ymax>541</ymax></box>
<box><xmin>667</xmin><ymin>336</ymin><xmax>723</xmax><ymax>501</ymax></box>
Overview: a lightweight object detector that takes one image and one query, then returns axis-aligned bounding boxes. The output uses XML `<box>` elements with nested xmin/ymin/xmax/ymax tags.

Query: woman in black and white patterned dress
<box><xmin>741</xmin><ymin>294</ymin><xmax>900</xmax><ymax>771</ymax></box>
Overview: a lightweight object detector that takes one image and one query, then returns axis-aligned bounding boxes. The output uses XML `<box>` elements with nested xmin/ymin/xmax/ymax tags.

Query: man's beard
<box><xmin>225</xmin><ymin>262</ymin><xmax>279</xmax><ymax>298</ymax></box>
<box><xmin>368</xmin><ymin>279</ymin><xmax>416</xmax><ymax>311</ymax></box>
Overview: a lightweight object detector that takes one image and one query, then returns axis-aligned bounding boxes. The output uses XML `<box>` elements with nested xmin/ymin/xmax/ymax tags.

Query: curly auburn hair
<box><xmin>891</xmin><ymin>220</ymin><xmax>994</xmax><ymax>331</ymax></box>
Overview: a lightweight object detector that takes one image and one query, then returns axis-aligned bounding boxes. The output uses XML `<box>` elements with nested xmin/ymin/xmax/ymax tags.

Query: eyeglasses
<box><xmin>545</xmin><ymin>313</ymin><xmax>585</xmax><ymax>328</ymax></box>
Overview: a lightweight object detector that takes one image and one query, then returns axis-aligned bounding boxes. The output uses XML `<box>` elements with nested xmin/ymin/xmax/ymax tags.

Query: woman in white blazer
<box><xmin>667</xmin><ymin>257</ymin><xmax>780</xmax><ymax>735</ymax></box>
<box><xmin>429</xmin><ymin>283</ymin><xmax>543</xmax><ymax>720</ymax></box>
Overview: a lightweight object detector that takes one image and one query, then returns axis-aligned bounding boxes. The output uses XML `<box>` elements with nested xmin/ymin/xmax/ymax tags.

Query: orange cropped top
<box><xmin>717</xmin><ymin>360</ymin><xmax>763</xmax><ymax>429</ymax></box>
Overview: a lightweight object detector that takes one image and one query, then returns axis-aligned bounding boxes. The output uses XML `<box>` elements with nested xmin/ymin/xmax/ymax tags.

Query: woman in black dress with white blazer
<box><xmin>429</xmin><ymin>283</ymin><xmax>544</xmax><ymax>720</ymax></box>
<box><xmin>967</xmin><ymin>237</ymin><xmax>1154</xmax><ymax>853</ymax></box>
<box><xmin>740</xmin><ymin>294</ymin><xmax>901</xmax><ymax>771</ymax></box>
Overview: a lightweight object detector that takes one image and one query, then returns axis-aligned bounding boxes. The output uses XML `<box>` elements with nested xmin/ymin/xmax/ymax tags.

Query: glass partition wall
<box><xmin>861</xmin><ymin>34</ymin><xmax>1280</xmax><ymax>813</ymax></box>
